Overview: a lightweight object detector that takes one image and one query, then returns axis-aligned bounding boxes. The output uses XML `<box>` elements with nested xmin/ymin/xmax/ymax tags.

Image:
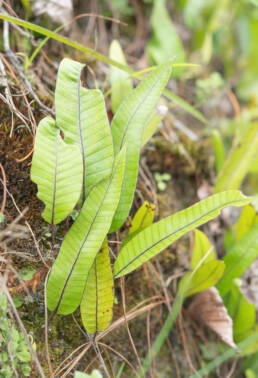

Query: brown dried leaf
<box><xmin>188</xmin><ymin>286</ymin><xmax>236</xmax><ymax>349</ymax></box>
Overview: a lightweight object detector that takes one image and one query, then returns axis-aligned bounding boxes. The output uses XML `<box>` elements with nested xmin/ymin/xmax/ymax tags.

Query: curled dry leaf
<box><xmin>188</xmin><ymin>287</ymin><xmax>236</xmax><ymax>349</ymax></box>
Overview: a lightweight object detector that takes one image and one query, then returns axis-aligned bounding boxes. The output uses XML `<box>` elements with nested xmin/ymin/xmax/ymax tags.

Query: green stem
<box><xmin>139</xmin><ymin>292</ymin><xmax>185</xmax><ymax>376</ymax></box>
<box><xmin>189</xmin><ymin>331</ymin><xmax>258</xmax><ymax>377</ymax></box>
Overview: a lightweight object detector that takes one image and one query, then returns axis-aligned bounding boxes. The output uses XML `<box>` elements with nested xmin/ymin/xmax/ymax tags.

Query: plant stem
<box><xmin>189</xmin><ymin>331</ymin><xmax>258</xmax><ymax>377</ymax></box>
<box><xmin>139</xmin><ymin>292</ymin><xmax>185</xmax><ymax>377</ymax></box>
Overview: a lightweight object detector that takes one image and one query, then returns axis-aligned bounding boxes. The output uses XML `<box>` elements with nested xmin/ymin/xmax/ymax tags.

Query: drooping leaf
<box><xmin>188</xmin><ymin>287</ymin><xmax>236</xmax><ymax>349</ymax></box>
<box><xmin>181</xmin><ymin>260</ymin><xmax>225</xmax><ymax>297</ymax></box>
<box><xmin>191</xmin><ymin>229</ymin><xmax>216</xmax><ymax>270</ymax></box>
<box><xmin>110</xmin><ymin>62</ymin><xmax>172</xmax><ymax>232</ymax></box>
<box><xmin>31</xmin><ymin>117</ymin><xmax>82</xmax><ymax>224</ymax></box>
<box><xmin>109</xmin><ymin>40</ymin><xmax>133</xmax><ymax>113</ymax></box>
<box><xmin>80</xmin><ymin>238</ymin><xmax>114</xmax><ymax>334</ymax></box>
<box><xmin>235</xmin><ymin>205</ymin><xmax>258</xmax><ymax>241</ymax></box>
<box><xmin>55</xmin><ymin>58</ymin><xmax>114</xmax><ymax>199</ymax></box>
<box><xmin>47</xmin><ymin>147</ymin><xmax>126</xmax><ymax>314</ymax></box>
<box><xmin>215</xmin><ymin>123</ymin><xmax>258</xmax><ymax>192</ymax></box>
<box><xmin>113</xmin><ymin>190</ymin><xmax>251</xmax><ymax>278</ymax></box>
<box><xmin>217</xmin><ymin>223</ymin><xmax>258</xmax><ymax>296</ymax></box>
<box><xmin>147</xmin><ymin>0</ymin><xmax>186</xmax><ymax>78</ymax></box>
<box><xmin>223</xmin><ymin>285</ymin><xmax>256</xmax><ymax>341</ymax></box>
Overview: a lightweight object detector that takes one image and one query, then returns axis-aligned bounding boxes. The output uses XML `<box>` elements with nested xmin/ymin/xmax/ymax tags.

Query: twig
<box><xmin>120</xmin><ymin>277</ymin><xmax>144</xmax><ymax>374</ymax></box>
<box><xmin>0</xmin><ymin>163</ymin><xmax>7</xmax><ymax>214</ymax></box>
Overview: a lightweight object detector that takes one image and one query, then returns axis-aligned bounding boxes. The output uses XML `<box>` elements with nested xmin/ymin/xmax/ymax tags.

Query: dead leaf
<box><xmin>32</xmin><ymin>0</ymin><xmax>73</xmax><ymax>25</ymax></box>
<box><xmin>188</xmin><ymin>286</ymin><xmax>236</xmax><ymax>349</ymax></box>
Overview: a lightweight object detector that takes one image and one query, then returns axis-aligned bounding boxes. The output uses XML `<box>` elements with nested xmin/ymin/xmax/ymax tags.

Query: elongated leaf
<box><xmin>191</xmin><ymin>229</ymin><xmax>216</xmax><ymax>270</ymax></box>
<box><xmin>215</xmin><ymin>123</ymin><xmax>258</xmax><ymax>192</ymax></box>
<box><xmin>181</xmin><ymin>260</ymin><xmax>225</xmax><ymax>297</ymax></box>
<box><xmin>147</xmin><ymin>0</ymin><xmax>186</xmax><ymax>78</ymax></box>
<box><xmin>55</xmin><ymin>58</ymin><xmax>114</xmax><ymax>198</ymax></box>
<box><xmin>47</xmin><ymin>148</ymin><xmax>125</xmax><ymax>314</ymax></box>
<box><xmin>217</xmin><ymin>223</ymin><xmax>258</xmax><ymax>296</ymax></box>
<box><xmin>224</xmin><ymin>285</ymin><xmax>256</xmax><ymax>340</ymax></box>
<box><xmin>212</xmin><ymin>129</ymin><xmax>226</xmax><ymax>173</ymax></box>
<box><xmin>235</xmin><ymin>205</ymin><xmax>258</xmax><ymax>241</ymax></box>
<box><xmin>109</xmin><ymin>40</ymin><xmax>133</xmax><ymax>113</ymax></box>
<box><xmin>141</xmin><ymin>110</ymin><xmax>163</xmax><ymax>147</ymax></box>
<box><xmin>31</xmin><ymin>117</ymin><xmax>82</xmax><ymax>224</ymax></box>
<box><xmin>110</xmin><ymin>63</ymin><xmax>172</xmax><ymax>232</ymax></box>
<box><xmin>113</xmin><ymin>190</ymin><xmax>251</xmax><ymax>278</ymax></box>
<box><xmin>80</xmin><ymin>238</ymin><xmax>114</xmax><ymax>334</ymax></box>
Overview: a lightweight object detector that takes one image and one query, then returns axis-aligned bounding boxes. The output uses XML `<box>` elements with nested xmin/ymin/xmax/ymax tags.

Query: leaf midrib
<box><xmin>114</xmin><ymin>198</ymin><xmax>246</xmax><ymax>277</ymax></box>
<box><xmin>117</xmin><ymin>68</ymin><xmax>167</xmax><ymax>151</ymax></box>
<box><xmin>52</xmin><ymin>163</ymin><xmax>118</xmax><ymax>314</ymax></box>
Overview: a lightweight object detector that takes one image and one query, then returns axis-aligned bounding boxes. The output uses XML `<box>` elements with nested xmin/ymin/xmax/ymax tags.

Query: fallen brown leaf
<box><xmin>188</xmin><ymin>286</ymin><xmax>236</xmax><ymax>349</ymax></box>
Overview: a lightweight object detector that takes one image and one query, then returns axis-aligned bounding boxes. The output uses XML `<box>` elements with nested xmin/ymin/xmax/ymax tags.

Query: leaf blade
<box><xmin>47</xmin><ymin>148</ymin><xmax>126</xmax><ymax>314</ymax></box>
<box><xmin>55</xmin><ymin>58</ymin><xmax>114</xmax><ymax>197</ymax></box>
<box><xmin>114</xmin><ymin>191</ymin><xmax>251</xmax><ymax>278</ymax></box>
<box><xmin>80</xmin><ymin>238</ymin><xmax>114</xmax><ymax>334</ymax></box>
<box><xmin>31</xmin><ymin>117</ymin><xmax>82</xmax><ymax>224</ymax></box>
<box><xmin>110</xmin><ymin>62</ymin><xmax>171</xmax><ymax>232</ymax></box>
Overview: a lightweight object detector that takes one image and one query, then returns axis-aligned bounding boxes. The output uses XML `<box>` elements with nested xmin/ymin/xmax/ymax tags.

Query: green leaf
<box><xmin>147</xmin><ymin>0</ymin><xmax>186</xmax><ymax>78</ymax></box>
<box><xmin>47</xmin><ymin>148</ymin><xmax>126</xmax><ymax>314</ymax></box>
<box><xmin>215</xmin><ymin>123</ymin><xmax>258</xmax><ymax>192</ymax></box>
<box><xmin>113</xmin><ymin>190</ymin><xmax>251</xmax><ymax>278</ymax></box>
<box><xmin>235</xmin><ymin>205</ymin><xmax>258</xmax><ymax>241</ymax></box>
<box><xmin>191</xmin><ymin>229</ymin><xmax>216</xmax><ymax>270</ymax></box>
<box><xmin>129</xmin><ymin>201</ymin><xmax>156</xmax><ymax>235</ymax></box>
<box><xmin>211</xmin><ymin>129</ymin><xmax>226</xmax><ymax>173</ymax></box>
<box><xmin>31</xmin><ymin>117</ymin><xmax>82</xmax><ymax>224</ymax></box>
<box><xmin>80</xmin><ymin>238</ymin><xmax>114</xmax><ymax>334</ymax></box>
<box><xmin>181</xmin><ymin>260</ymin><xmax>225</xmax><ymax>297</ymax></box>
<box><xmin>55</xmin><ymin>58</ymin><xmax>114</xmax><ymax>199</ymax></box>
<box><xmin>224</xmin><ymin>285</ymin><xmax>256</xmax><ymax>340</ymax></box>
<box><xmin>217</xmin><ymin>223</ymin><xmax>258</xmax><ymax>296</ymax></box>
<box><xmin>109</xmin><ymin>40</ymin><xmax>133</xmax><ymax>113</ymax></box>
<box><xmin>110</xmin><ymin>62</ymin><xmax>172</xmax><ymax>232</ymax></box>
<box><xmin>141</xmin><ymin>110</ymin><xmax>163</xmax><ymax>147</ymax></box>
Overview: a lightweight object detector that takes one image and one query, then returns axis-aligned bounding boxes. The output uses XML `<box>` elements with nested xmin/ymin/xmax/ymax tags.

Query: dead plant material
<box><xmin>188</xmin><ymin>287</ymin><xmax>236</xmax><ymax>349</ymax></box>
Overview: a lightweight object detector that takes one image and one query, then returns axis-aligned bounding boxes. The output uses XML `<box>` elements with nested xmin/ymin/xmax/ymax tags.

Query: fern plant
<box><xmin>31</xmin><ymin>58</ymin><xmax>251</xmax><ymax>337</ymax></box>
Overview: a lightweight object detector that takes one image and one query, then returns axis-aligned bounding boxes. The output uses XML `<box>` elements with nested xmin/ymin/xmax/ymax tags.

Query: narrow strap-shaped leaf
<box><xmin>47</xmin><ymin>147</ymin><xmax>126</xmax><ymax>314</ymax></box>
<box><xmin>31</xmin><ymin>117</ymin><xmax>82</xmax><ymax>224</ymax></box>
<box><xmin>110</xmin><ymin>63</ymin><xmax>171</xmax><ymax>232</ymax></box>
<box><xmin>217</xmin><ymin>223</ymin><xmax>258</xmax><ymax>296</ymax></box>
<box><xmin>113</xmin><ymin>190</ymin><xmax>251</xmax><ymax>278</ymax></box>
<box><xmin>223</xmin><ymin>285</ymin><xmax>256</xmax><ymax>340</ymax></box>
<box><xmin>215</xmin><ymin>123</ymin><xmax>258</xmax><ymax>192</ymax></box>
<box><xmin>80</xmin><ymin>238</ymin><xmax>114</xmax><ymax>334</ymax></box>
<box><xmin>55</xmin><ymin>58</ymin><xmax>114</xmax><ymax>198</ymax></box>
<box><xmin>141</xmin><ymin>110</ymin><xmax>163</xmax><ymax>147</ymax></box>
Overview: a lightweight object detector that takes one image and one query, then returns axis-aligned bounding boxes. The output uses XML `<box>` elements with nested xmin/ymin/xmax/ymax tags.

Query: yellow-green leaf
<box><xmin>236</xmin><ymin>205</ymin><xmax>258</xmax><ymax>241</ymax></box>
<box><xmin>80</xmin><ymin>238</ymin><xmax>114</xmax><ymax>334</ymax></box>
<box><xmin>191</xmin><ymin>229</ymin><xmax>216</xmax><ymax>270</ymax></box>
<box><xmin>215</xmin><ymin>123</ymin><xmax>258</xmax><ymax>192</ymax></box>
<box><xmin>182</xmin><ymin>260</ymin><xmax>225</xmax><ymax>297</ymax></box>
